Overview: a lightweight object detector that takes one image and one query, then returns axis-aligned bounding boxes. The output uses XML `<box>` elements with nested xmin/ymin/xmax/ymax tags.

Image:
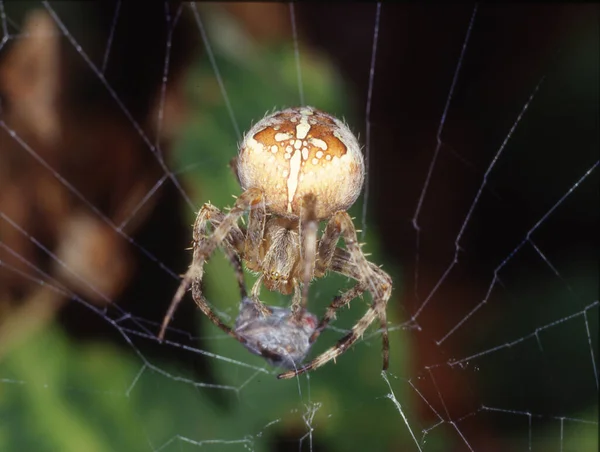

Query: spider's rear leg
<box><xmin>331</xmin><ymin>248</ymin><xmax>392</xmax><ymax>371</ymax></box>
<box><xmin>278</xmin><ymin>304</ymin><xmax>380</xmax><ymax>379</ymax></box>
<box><xmin>309</xmin><ymin>283</ymin><xmax>366</xmax><ymax>344</ymax></box>
<box><xmin>281</xmin><ymin>211</ymin><xmax>392</xmax><ymax>376</ymax></box>
<box><xmin>158</xmin><ymin>203</ymin><xmax>246</xmax><ymax>341</ymax></box>
<box><xmin>279</xmin><ymin>253</ymin><xmax>391</xmax><ymax>379</ymax></box>
<box><xmin>324</xmin><ymin>213</ymin><xmax>391</xmax><ymax>370</ymax></box>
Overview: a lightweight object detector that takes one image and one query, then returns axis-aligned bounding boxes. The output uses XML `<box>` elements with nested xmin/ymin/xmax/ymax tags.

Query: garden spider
<box><xmin>158</xmin><ymin>106</ymin><xmax>392</xmax><ymax>379</ymax></box>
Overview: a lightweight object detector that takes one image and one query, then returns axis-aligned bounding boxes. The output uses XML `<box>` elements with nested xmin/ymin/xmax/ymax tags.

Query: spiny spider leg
<box><xmin>158</xmin><ymin>191</ymin><xmax>262</xmax><ymax>340</ymax></box>
<box><xmin>278</xmin><ymin>304</ymin><xmax>380</xmax><ymax>379</ymax></box>
<box><xmin>189</xmin><ymin>290</ymin><xmax>282</xmax><ymax>364</ymax></box>
<box><xmin>278</xmin><ymin>212</ymin><xmax>392</xmax><ymax>379</ymax></box>
<box><xmin>159</xmin><ymin>201</ymin><xmax>282</xmax><ymax>364</ymax></box>
<box><xmin>315</xmin><ymin>212</ymin><xmax>377</xmax><ymax>295</ymax></box>
<box><xmin>201</xmin><ymin>188</ymin><xmax>268</xmax><ymax>318</ymax></box>
<box><xmin>279</xmin><ymin>254</ymin><xmax>389</xmax><ymax>379</ymax></box>
<box><xmin>158</xmin><ymin>267</ymin><xmax>196</xmax><ymax>341</ymax></box>
<box><xmin>200</xmin><ymin>187</ymin><xmax>264</xmax><ymax>256</ymax></box>
<box><xmin>330</xmin><ymin>248</ymin><xmax>392</xmax><ymax>371</ymax></box>
<box><xmin>158</xmin><ymin>204</ymin><xmax>245</xmax><ymax>340</ymax></box>
<box><xmin>242</xmin><ymin>188</ymin><xmax>266</xmax><ymax>266</ymax></box>
<box><xmin>309</xmin><ymin>283</ymin><xmax>366</xmax><ymax>344</ymax></box>
<box><xmin>324</xmin><ymin>213</ymin><xmax>391</xmax><ymax>369</ymax></box>
<box><xmin>242</xmin><ymin>190</ymin><xmax>270</xmax><ymax>316</ymax></box>
<box><xmin>293</xmin><ymin>193</ymin><xmax>318</xmax><ymax>321</ymax></box>
<box><xmin>250</xmin><ymin>275</ymin><xmax>271</xmax><ymax>317</ymax></box>
<box><xmin>197</xmin><ymin>204</ymin><xmax>248</xmax><ymax>298</ymax></box>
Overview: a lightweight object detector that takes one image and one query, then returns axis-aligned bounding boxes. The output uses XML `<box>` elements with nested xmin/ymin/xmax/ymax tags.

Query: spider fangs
<box><xmin>158</xmin><ymin>106</ymin><xmax>392</xmax><ymax>379</ymax></box>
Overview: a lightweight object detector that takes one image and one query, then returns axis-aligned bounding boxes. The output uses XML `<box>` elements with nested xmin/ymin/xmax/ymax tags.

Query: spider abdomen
<box><xmin>237</xmin><ymin>107</ymin><xmax>365</xmax><ymax>220</ymax></box>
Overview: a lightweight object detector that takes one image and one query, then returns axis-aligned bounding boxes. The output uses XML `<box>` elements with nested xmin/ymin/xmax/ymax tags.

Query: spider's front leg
<box><xmin>158</xmin><ymin>188</ymin><xmax>263</xmax><ymax>340</ymax></box>
<box><xmin>240</xmin><ymin>189</ymin><xmax>272</xmax><ymax>317</ymax></box>
<box><xmin>319</xmin><ymin>213</ymin><xmax>392</xmax><ymax>360</ymax></box>
<box><xmin>291</xmin><ymin>193</ymin><xmax>319</xmax><ymax>321</ymax></box>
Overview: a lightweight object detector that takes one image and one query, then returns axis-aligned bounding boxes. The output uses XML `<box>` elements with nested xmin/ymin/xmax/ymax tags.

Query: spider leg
<box><xmin>330</xmin><ymin>247</ymin><xmax>392</xmax><ymax>371</ymax></box>
<box><xmin>309</xmin><ymin>283</ymin><xmax>366</xmax><ymax>344</ymax></box>
<box><xmin>189</xmin><ymin>290</ymin><xmax>282</xmax><ymax>364</ymax></box>
<box><xmin>278</xmin><ymin>304</ymin><xmax>379</xmax><ymax>379</ymax></box>
<box><xmin>199</xmin><ymin>188</ymin><xmax>270</xmax><ymax>320</ymax></box>
<box><xmin>315</xmin><ymin>212</ymin><xmax>376</xmax><ymax>294</ymax></box>
<box><xmin>279</xmin><ymin>211</ymin><xmax>392</xmax><ymax>378</ymax></box>
<box><xmin>325</xmin><ymin>213</ymin><xmax>391</xmax><ymax>369</ymax></box>
<box><xmin>158</xmin><ymin>199</ymin><xmax>249</xmax><ymax>341</ymax></box>
<box><xmin>314</xmin><ymin>210</ymin><xmax>342</xmax><ymax>277</ymax></box>
<box><xmin>243</xmin><ymin>187</ymin><xmax>266</xmax><ymax>265</ymax></box>
<box><xmin>202</xmin><ymin>187</ymin><xmax>264</xmax><ymax>255</ymax></box>
<box><xmin>196</xmin><ymin>204</ymin><xmax>248</xmax><ymax>298</ymax></box>
<box><xmin>293</xmin><ymin>193</ymin><xmax>318</xmax><ymax>321</ymax></box>
<box><xmin>250</xmin><ymin>275</ymin><xmax>271</xmax><ymax>316</ymax></box>
<box><xmin>291</xmin><ymin>280</ymin><xmax>301</xmax><ymax>313</ymax></box>
<box><xmin>158</xmin><ymin>197</ymin><xmax>283</xmax><ymax>366</ymax></box>
<box><xmin>242</xmin><ymin>189</ymin><xmax>270</xmax><ymax>316</ymax></box>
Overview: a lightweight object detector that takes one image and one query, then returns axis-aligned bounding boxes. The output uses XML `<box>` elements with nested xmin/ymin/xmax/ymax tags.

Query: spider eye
<box><xmin>268</xmin><ymin>271</ymin><xmax>283</xmax><ymax>282</ymax></box>
<box><xmin>237</xmin><ymin>106</ymin><xmax>364</xmax><ymax>220</ymax></box>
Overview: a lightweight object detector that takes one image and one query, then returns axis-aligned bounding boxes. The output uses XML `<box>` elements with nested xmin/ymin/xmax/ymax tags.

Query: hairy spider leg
<box><xmin>293</xmin><ymin>193</ymin><xmax>319</xmax><ymax>321</ymax></box>
<box><xmin>278</xmin><ymin>211</ymin><xmax>392</xmax><ymax>379</ymax></box>
<box><xmin>321</xmin><ymin>212</ymin><xmax>391</xmax><ymax>369</ymax></box>
<box><xmin>278</xmin><ymin>304</ymin><xmax>379</xmax><ymax>379</ymax></box>
<box><xmin>304</xmin><ymin>211</ymin><xmax>371</xmax><ymax>342</ymax></box>
<box><xmin>158</xmin><ymin>203</ymin><xmax>246</xmax><ymax>340</ymax></box>
<box><xmin>158</xmin><ymin>190</ymin><xmax>265</xmax><ymax>340</ymax></box>
<box><xmin>189</xmin><ymin>289</ymin><xmax>282</xmax><ymax>365</ymax></box>
<box><xmin>196</xmin><ymin>188</ymin><xmax>270</xmax><ymax>318</ymax></box>
<box><xmin>242</xmin><ymin>188</ymin><xmax>266</xmax><ymax>267</ymax></box>
<box><xmin>159</xmin><ymin>192</ymin><xmax>287</xmax><ymax>364</ymax></box>
<box><xmin>196</xmin><ymin>205</ymin><xmax>248</xmax><ymax>298</ymax></box>
<box><xmin>241</xmin><ymin>189</ymin><xmax>271</xmax><ymax>316</ymax></box>
<box><xmin>330</xmin><ymin>249</ymin><xmax>392</xmax><ymax>371</ymax></box>
<box><xmin>308</xmin><ymin>283</ymin><xmax>366</xmax><ymax>344</ymax></box>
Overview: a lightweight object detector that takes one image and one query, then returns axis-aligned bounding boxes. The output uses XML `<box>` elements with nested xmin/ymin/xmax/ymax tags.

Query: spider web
<box><xmin>0</xmin><ymin>2</ymin><xmax>598</xmax><ymax>451</ymax></box>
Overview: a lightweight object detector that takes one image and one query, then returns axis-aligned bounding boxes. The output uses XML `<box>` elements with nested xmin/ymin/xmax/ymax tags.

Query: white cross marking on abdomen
<box><xmin>285</xmin><ymin>110</ymin><xmax>313</xmax><ymax>212</ymax></box>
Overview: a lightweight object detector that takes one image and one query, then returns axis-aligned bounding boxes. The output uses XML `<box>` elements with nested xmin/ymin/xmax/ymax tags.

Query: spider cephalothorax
<box><xmin>159</xmin><ymin>106</ymin><xmax>392</xmax><ymax>379</ymax></box>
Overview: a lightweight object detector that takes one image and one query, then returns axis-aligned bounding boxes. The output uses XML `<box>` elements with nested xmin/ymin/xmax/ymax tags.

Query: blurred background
<box><xmin>0</xmin><ymin>2</ymin><xmax>597</xmax><ymax>451</ymax></box>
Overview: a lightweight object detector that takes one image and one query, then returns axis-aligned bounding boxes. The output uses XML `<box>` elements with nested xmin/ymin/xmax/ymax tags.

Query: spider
<box><xmin>158</xmin><ymin>106</ymin><xmax>392</xmax><ymax>379</ymax></box>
